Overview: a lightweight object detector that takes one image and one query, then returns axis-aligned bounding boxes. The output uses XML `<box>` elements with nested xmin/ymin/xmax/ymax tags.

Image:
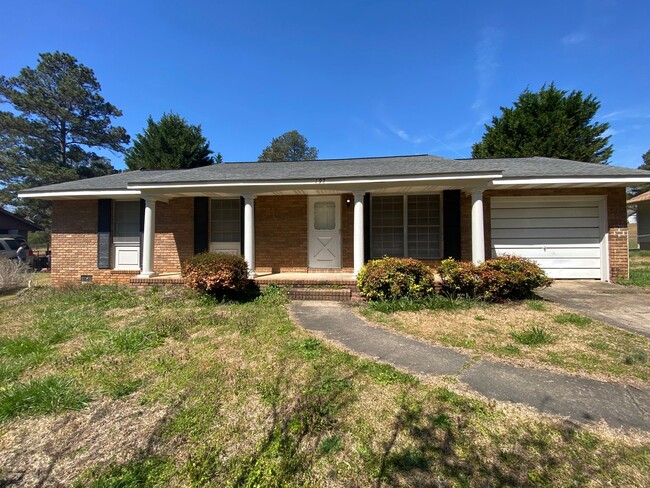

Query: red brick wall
<box><xmin>154</xmin><ymin>198</ymin><xmax>194</xmax><ymax>273</ymax></box>
<box><xmin>255</xmin><ymin>195</ymin><xmax>308</xmax><ymax>272</ymax></box>
<box><xmin>51</xmin><ymin>198</ymin><xmax>194</xmax><ymax>286</ymax></box>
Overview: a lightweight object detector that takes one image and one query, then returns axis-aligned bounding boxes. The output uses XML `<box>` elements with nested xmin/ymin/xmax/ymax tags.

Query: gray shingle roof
<box><xmin>20</xmin><ymin>155</ymin><xmax>650</xmax><ymax>194</ymax></box>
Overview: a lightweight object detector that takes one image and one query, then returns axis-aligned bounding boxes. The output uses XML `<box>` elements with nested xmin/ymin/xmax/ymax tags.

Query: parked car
<box><xmin>0</xmin><ymin>235</ymin><xmax>35</xmax><ymax>266</ymax></box>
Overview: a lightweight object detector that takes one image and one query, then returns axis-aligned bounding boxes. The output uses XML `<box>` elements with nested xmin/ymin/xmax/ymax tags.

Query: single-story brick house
<box><xmin>19</xmin><ymin>155</ymin><xmax>650</xmax><ymax>286</ymax></box>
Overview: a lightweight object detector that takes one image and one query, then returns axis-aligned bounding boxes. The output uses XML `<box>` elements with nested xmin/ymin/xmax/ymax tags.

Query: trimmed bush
<box><xmin>182</xmin><ymin>253</ymin><xmax>249</xmax><ymax>299</ymax></box>
<box><xmin>357</xmin><ymin>257</ymin><xmax>436</xmax><ymax>301</ymax></box>
<box><xmin>439</xmin><ymin>256</ymin><xmax>552</xmax><ymax>302</ymax></box>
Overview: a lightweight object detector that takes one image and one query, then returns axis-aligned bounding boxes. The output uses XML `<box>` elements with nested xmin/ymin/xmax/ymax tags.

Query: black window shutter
<box><xmin>442</xmin><ymin>190</ymin><xmax>461</xmax><ymax>260</ymax></box>
<box><xmin>363</xmin><ymin>193</ymin><xmax>371</xmax><ymax>262</ymax></box>
<box><xmin>194</xmin><ymin>197</ymin><xmax>209</xmax><ymax>254</ymax></box>
<box><xmin>240</xmin><ymin>196</ymin><xmax>245</xmax><ymax>255</ymax></box>
<box><xmin>97</xmin><ymin>199</ymin><xmax>112</xmax><ymax>269</ymax></box>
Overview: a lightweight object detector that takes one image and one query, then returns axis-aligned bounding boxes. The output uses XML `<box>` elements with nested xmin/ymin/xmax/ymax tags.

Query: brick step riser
<box><xmin>258</xmin><ymin>282</ymin><xmax>360</xmax><ymax>302</ymax></box>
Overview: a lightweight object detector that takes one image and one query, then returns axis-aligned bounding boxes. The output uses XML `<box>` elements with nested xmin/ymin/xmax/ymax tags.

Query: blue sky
<box><xmin>1</xmin><ymin>0</ymin><xmax>649</xmax><ymax>169</ymax></box>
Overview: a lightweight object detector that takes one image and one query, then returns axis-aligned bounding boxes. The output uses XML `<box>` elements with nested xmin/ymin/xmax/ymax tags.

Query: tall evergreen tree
<box><xmin>0</xmin><ymin>51</ymin><xmax>129</xmax><ymax>229</ymax></box>
<box><xmin>258</xmin><ymin>130</ymin><xmax>318</xmax><ymax>162</ymax></box>
<box><xmin>125</xmin><ymin>113</ymin><xmax>214</xmax><ymax>170</ymax></box>
<box><xmin>472</xmin><ymin>83</ymin><xmax>613</xmax><ymax>164</ymax></box>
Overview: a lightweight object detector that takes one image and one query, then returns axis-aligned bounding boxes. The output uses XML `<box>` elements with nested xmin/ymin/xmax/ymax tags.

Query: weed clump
<box><xmin>510</xmin><ymin>326</ymin><xmax>556</xmax><ymax>346</ymax></box>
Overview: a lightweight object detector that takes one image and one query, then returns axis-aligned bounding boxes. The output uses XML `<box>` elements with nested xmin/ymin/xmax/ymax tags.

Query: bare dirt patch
<box><xmin>0</xmin><ymin>395</ymin><xmax>172</xmax><ymax>486</ymax></box>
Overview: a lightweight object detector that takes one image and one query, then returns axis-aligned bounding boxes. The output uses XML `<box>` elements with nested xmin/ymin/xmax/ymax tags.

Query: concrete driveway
<box><xmin>537</xmin><ymin>281</ymin><xmax>650</xmax><ymax>337</ymax></box>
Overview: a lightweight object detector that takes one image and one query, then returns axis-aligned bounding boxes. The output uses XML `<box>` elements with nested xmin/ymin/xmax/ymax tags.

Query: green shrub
<box><xmin>357</xmin><ymin>257</ymin><xmax>436</xmax><ymax>301</ymax></box>
<box><xmin>182</xmin><ymin>252</ymin><xmax>249</xmax><ymax>299</ymax></box>
<box><xmin>439</xmin><ymin>256</ymin><xmax>552</xmax><ymax>302</ymax></box>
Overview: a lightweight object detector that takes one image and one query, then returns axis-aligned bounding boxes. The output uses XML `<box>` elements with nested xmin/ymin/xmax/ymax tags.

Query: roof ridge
<box><xmin>220</xmin><ymin>154</ymin><xmax>433</xmax><ymax>165</ymax></box>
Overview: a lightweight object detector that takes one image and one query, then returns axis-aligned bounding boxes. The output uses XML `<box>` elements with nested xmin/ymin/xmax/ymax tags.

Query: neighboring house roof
<box><xmin>19</xmin><ymin>155</ymin><xmax>650</xmax><ymax>199</ymax></box>
<box><xmin>0</xmin><ymin>207</ymin><xmax>44</xmax><ymax>231</ymax></box>
<box><xmin>628</xmin><ymin>191</ymin><xmax>650</xmax><ymax>204</ymax></box>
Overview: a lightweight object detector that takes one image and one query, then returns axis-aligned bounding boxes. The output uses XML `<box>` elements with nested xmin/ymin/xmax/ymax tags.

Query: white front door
<box><xmin>308</xmin><ymin>196</ymin><xmax>341</xmax><ymax>268</ymax></box>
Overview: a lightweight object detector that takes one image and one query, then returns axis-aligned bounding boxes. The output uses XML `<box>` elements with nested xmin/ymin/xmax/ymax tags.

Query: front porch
<box><xmin>135</xmin><ymin>188</ymin><xmax>487</xmax><ymax>280</ymax></box>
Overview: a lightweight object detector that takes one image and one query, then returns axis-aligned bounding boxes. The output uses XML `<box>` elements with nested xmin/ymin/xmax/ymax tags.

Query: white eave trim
<box><xmin>127</xmin><ymin>172</ymin><xmax>504</xmax><ymax>190</ymax></box>
<box><xmin>492</xmin><ymin>176</ymin><xmax>650</xmax><ymax>186</ymax></box>
<box><xmin>19</xmin><ymin>190</ymin><xmax>141</xmax><ymax>199</ymax></box>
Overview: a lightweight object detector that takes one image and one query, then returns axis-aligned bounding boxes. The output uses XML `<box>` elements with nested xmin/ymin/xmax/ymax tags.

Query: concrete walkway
<box><xmin>289</xmin><ymin>301</ymin><xmax>650</xmax><ymax>431</ymax></box>
<box><xmin>537</xmin><ymin>281</ymin><xmax>650</xmax><ymax>337</ymax></box>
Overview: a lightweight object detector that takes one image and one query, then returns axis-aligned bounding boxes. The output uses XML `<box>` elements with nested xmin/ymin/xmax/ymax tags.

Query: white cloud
<box><xmin>562</xmin><ymin>32</ymin><xmax>588</xmax><ymax>45</ymax></box>
<box><xmin>601</xmin><ymin>109</ymin><xmax>650</xmax><ymax>121</ymax></box>
<box><xmin>472</xmin><ymin>27</ymin><xmax>504</xmax><ymax>127</ymax></box>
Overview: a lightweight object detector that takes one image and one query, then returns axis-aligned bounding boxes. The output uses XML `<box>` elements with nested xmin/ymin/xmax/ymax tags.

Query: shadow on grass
<box><xmin>187</xmin><ymin>364</ymin><xmax>358</xmax><ymax>486</ymax></box>
<box><xmin>361</xmin><ymin>389</ymin><xmax>633</xmax><ymax>487</ymax></box>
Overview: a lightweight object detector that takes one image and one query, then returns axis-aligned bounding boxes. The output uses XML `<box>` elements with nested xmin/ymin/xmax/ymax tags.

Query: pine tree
<box><xmin>472</xmin><ymin>83</ymin><xmax>613</xmax><ymax>164</ymax></box>
<box><xmin>125</xmin><ymin>113</ymin><xmax>214</xmax><ymax>170</ymax></box>
<box><xmin>0</xmin><ymin>52</ymin><xmax>129</xmax><ymax>229</ymax></box>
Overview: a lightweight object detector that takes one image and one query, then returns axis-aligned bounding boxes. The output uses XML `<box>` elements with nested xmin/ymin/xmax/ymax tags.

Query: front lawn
<box><xmin>0</xmin><ymin>285</ymin><xmax>648</xmax><ymax>486</ymax></box>
<box><xmin>618</xmin><ymin>250</ymin><xmax>650</xmax><ymax>287</ymax></box>
<box><xmin>360</xmin><ymin>297</ymin><xmax>650</xmax><ymax>385</ymax></box>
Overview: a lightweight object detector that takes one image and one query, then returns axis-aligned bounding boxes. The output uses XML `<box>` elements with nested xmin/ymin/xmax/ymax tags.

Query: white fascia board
<box><xmin>18</xmin><ymin>190</ymin><xmax>141</xmax><ymax>199</ymax></box>
<box><xmin>492</xmin><ymin>177</ymin><xmax>650</xmax><ymax>186</ymax></box>
<box><xmin>127</xmin><ymin>172</ymin><xmax>504</xmax><ymax>190</ymax></box>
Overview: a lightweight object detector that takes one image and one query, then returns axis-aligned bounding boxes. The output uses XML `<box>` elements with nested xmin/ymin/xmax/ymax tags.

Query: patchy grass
<box><xmin>0</xmin><ymin>285</ymin><xmax>648</xmax><ymax>487</ymax></box>
<box><xmin>361</xmin><ymin>299</ymin><xmax>650</xmax><ymax>384</ymax></box>
<box><xmin>554</xmin><ymin>312</ymin><xmax>593</xmax><ymax>327</ymax></box>
<box><xmin>0</xmin><ymin>376</ymin><xmax>89</xmax><ymax>421</ymax></box>
<box><xmin>618</xmin><ymin>251</ymin><xmax>650</xmax><ymax>287</ymax></box>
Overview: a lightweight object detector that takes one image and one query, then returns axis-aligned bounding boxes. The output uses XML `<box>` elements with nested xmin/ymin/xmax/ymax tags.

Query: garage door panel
<box><xmin>491</xmin><ymin>227</ymin><xmax>601</xmax><ymax>239</ymax></box>
<box><xmin>490</xmin><ymin>196</ymin><xmax>604</xmax><ymax>280</ymax></box>
<box><xmin>491</xmin><ymin>217</ymin><xmax>601</xmax><ymax>229</ymax></box>
<box><xmin>492</xmin><ymin>246</ymin><xmax>601</xmax><ymax>259</ymax></box>
<box><xmin>530</xmin><ymin>258</ymin><xmax>601</xmax><ymax>269</ymax></box>
<box><xmin>491</xmin><ymin>199</ymin><xmax>602</xmax><ymax>209</ymax></box>
<box><xmin>544</xmin><ymin>268</ymin><xmax>601</xmax><ymax>279</ymax></box>
<box><xmin>493</xmin><ymin>237</ymin><xmax>601</xmax><ymax>246</ymax></box>
<box><xmin>491</xmin><ymin>207</ymin><xmax>599</xmax><ymax>219</ymax></box>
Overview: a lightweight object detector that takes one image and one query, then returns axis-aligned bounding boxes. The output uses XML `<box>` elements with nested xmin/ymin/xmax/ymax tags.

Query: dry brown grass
<box><xmin>363</xmin><ymin>300</ymin><xmax>650</xmax><ymax>386</ymax></box>
<box><xmin>0</xmin><ymin>394</ymin><xmax>171</xmax><ymax>486</ymax></box>
<box><xmin>1</xmin><ymin>286</ymin><xmax>649</xmax><ymax>486</ymax></box>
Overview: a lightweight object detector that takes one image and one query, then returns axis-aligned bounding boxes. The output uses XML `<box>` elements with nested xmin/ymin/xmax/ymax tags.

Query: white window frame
<box><xmin>209</xmin><ymin>197</ymin><xmax>242</xmax><ymax>255</ymax></box>
<box><xmin>369</xmin><ymin>192</ymin><xmax>444</xmax><ymax>260</ymax></box>
<box><xmin>112</xmin><ymin>199</ymin><xmax>141</xmax><ymax>270</ymax></box>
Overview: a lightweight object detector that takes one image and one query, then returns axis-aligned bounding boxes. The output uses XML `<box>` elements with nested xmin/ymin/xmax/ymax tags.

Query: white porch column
<box><xmin>471</xmin><ymin>189</ymin><xmax>486</xmax><ymax>264</ymax></box>
<box><xmin>243</xmin><ymin>194</ymin><xmax>257</xmax><ymax>278</ymax></box>
<box><xmin>353</xmin><ymin>192</ymin><xmax>365</xmax><ymax>276</ymax></box>
<box><xmin>138</xmin><ymin>197</ymin><xmax>157</xmax><ymax>278</ymax></box>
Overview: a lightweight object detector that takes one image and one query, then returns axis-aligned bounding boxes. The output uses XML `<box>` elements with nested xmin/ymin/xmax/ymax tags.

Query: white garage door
<box><xmin>490</xmin><ymin>196</ymin><xmax>606</xmax><ymax>279</ymax></box>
